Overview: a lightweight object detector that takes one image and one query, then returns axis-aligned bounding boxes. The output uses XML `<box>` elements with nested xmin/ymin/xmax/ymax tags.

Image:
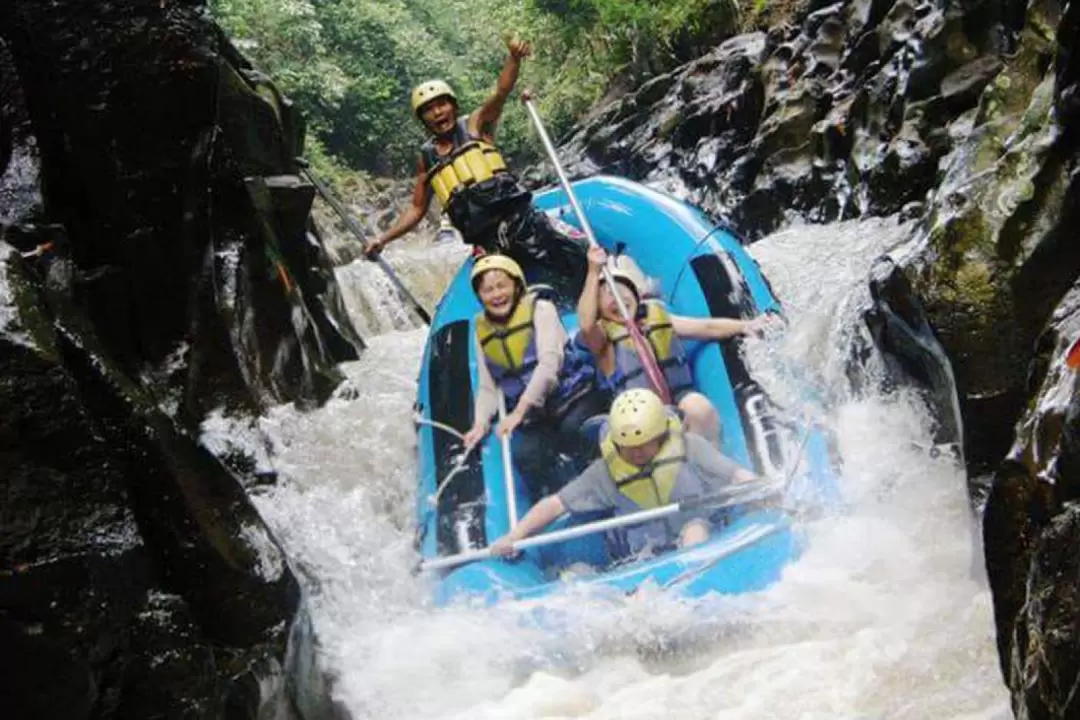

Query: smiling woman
<box><xmin>465</xmin><ymin>253</ymin><xmax>609</xmax><ymax>501</ymax></box>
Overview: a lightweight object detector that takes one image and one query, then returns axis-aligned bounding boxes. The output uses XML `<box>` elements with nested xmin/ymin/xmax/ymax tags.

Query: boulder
<box><xmin>0</xmin><ymin>0</ymin><xmax>357</xmax><ymax>715</ymax></box>
<box><xmin>0</xmin><ymin>0</ymin><xmax>363</xmax><ymax>427</ymax></box>
<box><xmin>553</xmin><ymin>0</ymin><xmax>1029</xmax><ymax>238</ymax></box>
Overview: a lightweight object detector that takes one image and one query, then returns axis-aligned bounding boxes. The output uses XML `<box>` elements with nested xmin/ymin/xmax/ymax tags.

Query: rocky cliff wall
<box><xmin>0</xmin><ymin>0</ymin><xmax>362</xmax><ymax>716</ymax></box>
<box><xmin>554</xmin><ymin>0</ymin><xmax>1079</xmax><ymax>715</ymax></box>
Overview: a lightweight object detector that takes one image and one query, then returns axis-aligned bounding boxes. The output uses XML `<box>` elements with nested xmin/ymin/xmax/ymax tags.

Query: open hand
<box><xmin>742</xmin><ymin>314</ymin><xmax>782</xmax><ymax>336</ymax></box>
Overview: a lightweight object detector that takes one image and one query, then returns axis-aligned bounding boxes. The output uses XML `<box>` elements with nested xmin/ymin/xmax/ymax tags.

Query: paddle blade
<box><xmin>625</xmin><ymin>322</ymin><xmax>673</xmax><ymax>405</ymax></box>
<box><xmin>1067</xmin><ymin>337</ymin><xmax>1080</xmax><ymax>370</ymax></box>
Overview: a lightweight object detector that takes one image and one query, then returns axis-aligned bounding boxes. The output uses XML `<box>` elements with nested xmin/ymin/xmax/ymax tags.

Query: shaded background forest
<box><xmin>210</xmin><ymin>0</ymin><xmax>779</xmax><ymax>179</ymax></box>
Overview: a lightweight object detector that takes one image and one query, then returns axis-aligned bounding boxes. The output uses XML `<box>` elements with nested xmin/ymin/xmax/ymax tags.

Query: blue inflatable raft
<box><xmin>413</xmin><ymin>175</ymin><xmax>837</xmax><ymax>606</ymax></box>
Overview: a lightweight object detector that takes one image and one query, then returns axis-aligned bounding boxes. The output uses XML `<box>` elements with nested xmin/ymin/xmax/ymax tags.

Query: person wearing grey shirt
<box><xmin>491</xmin><ymin>388</ymin><xmax>758</xmax><ymax>558</ymax></box>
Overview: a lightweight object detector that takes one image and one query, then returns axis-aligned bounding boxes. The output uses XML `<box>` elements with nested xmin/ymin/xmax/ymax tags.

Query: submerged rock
<box><xmin>862</xmin><ymin>256</ymin><xmax>963</xmax><ymax>450</ymax></box>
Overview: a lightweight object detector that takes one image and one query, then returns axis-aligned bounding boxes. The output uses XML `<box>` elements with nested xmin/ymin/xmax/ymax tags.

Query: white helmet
<box><xmin>604</xmin><ymin>254</ymin><xmax>649</xmax><ymax>299</ymax></box>
<box><xmin>609</xmin><ymin>389</ymin><xmax>669</xmax><ymax>447</ymax></box>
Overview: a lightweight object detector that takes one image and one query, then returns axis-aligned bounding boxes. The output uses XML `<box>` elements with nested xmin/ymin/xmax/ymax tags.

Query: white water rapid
<box><xmin>211</xmin><ymin>218</ymin><xmax>1012</xmax><ymax>719</ymax></box>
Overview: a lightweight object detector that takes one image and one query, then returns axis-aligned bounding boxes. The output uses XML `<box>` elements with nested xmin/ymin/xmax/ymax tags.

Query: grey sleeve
<box><xmin>685</xmin><ymin>433</ymin><xmax>749</xmax><ymax>490</ymax></box>
<box><xmin>557</xmin><ymin>459</ymin><xmax>619</xmax><ymax>514</ymax></box>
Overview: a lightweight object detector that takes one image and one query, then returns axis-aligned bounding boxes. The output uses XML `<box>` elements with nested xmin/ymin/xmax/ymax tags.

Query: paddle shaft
<box><xmin>498</xmin><ymin>392</ymin><xmax>519</xmax><ymax>530</ymax></box>
<box><xmin>522</xmin><ymin>98</ymin><xmax>672</xmax><ymax>405</ymax></box>
<box><xmin>300</xmin><ymin>165</ymin><xmax>433</xmax><ymax>325</ymax></box>
<box><xmin>417</xmin><ymin>481</ymin><xmax>781</xmax><ymax>573</ymax></box>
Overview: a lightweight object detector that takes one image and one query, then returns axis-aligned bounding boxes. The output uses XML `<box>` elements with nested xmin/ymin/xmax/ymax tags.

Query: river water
<box><xmin>217</xmin><ymin>217</ymin><xmax>1011</xmax><ymax>719</ymax></box>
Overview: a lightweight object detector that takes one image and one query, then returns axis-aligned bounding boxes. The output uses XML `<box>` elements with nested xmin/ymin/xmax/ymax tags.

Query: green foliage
<box><xmin>210</xmin><ymin>0</ymin><xmax>739</xmax><ymax>175</ymax></box>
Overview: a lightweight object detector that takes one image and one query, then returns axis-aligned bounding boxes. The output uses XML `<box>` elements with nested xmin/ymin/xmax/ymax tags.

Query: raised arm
<box><xmin>468</xmin><ymin>38</ymin><xmax>531</xmax><ymax>139</ymax></box>
<box><xmin>365</xmin><ymin>158</ymin><xmax>433</xmax><ymax>258</ymax></box>
<box><xmin>576</xmin><ymin>245</ymin><xmax>609</xmax><ymax>352</ymax></box>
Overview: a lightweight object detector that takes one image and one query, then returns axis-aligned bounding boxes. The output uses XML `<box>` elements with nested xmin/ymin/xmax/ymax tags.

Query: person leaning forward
<box><xmin>364</xmin><ymin>37</ymin><xmax>586</xmax><ymax>301</ymax></box>
<box><xmin>489</xmin><ymin>388</ymin><xmax>760</xmax><ymax>559</ymax></box>
<box><xmin>463</xmin><ymin>254</ymin><xmax>609</xmax><ymax>500</ymax></box>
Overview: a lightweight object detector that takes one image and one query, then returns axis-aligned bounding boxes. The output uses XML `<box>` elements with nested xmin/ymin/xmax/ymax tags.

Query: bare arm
<box><xmin>670</xmin><ymin>314</ymin><xmax>753</xmax><ymax>341</ymax></box>
<box><xmin>468</xmin><ymin>38</ymin><xmax>530</xmax><ymax>139</ymax></box>
<box><xmin>577</xmin><ymin>245</ymin><xmax>608</xmax><ymax>353</ymax></box>
<box><xmin>366</xmin><ymin>159</ymin><xmax>432</xmax><ymax>256</ymax></box>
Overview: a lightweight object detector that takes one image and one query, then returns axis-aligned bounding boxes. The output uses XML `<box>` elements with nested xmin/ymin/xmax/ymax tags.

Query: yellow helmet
<box><xmin>604</xmin><ymin>254</ymin><xmax>648</xmax><ymax>299</ymax></box>
<box><xmin>470</xmin><ymin>254</ymin><xmax>525</xmax><ymax>292</ymax></box>
<box><xmin>411</xmin><ymin>80</ymin><xmax>457</xmax><ymax>118</ymax></box>
<box><xmin>609</xmin><ymin>389</ymin><xmax>669</xmax><ymax>447</ymax></box>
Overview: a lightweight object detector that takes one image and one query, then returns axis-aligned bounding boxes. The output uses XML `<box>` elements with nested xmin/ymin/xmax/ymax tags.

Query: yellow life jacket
<box><xmin>428</xmin><ymin>140</ymin><xmax>510</xmax><ymax>207</ymax></box>
<box><xmin>420</xmin><ymin>117</ymin><xmax>530</xmax><ymax>243</ymax></box>
<box><xmin>601</xmin><ymin>416</ymin><xmax>688</xmax><ymax>509</ymax></box>
<box><xmin>475</xmin><ymin>293</ymin><xmax>537</xmax><ymax>390</ymax></box>
<box><xmin>599</xmin><ymin>299</ymin><xmax>694</xmax><ymax>395</ymax></box>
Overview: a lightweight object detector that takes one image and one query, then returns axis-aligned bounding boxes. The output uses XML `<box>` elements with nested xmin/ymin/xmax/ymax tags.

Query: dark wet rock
<box><xmin>0</xmin><ymin>248</ymin><xmax>314</xmax><ymax>715</ymax></box>
<box><xmin>855</xmin><ymin>3</ymin><xmax>1080</xmax><ymax>706</ymax></box>
<box><xmin>862</xmin><ymin>257</ymin><xmax>962</xmax><ymax>449</ymax></box>
<box><xmin>903</xmin><ymin>0</ymin><xmax>1069</xmax><ymax>472</ymax></box>
<box><xmin>0</xmin><ymin>0</ymin><xmax>362</xmax><ymax>428</ymax></box>
<box><xmin>1009</xmin><ymin>502</ymin><xmax>1080</xmax><ymax>719</ymax></box>
<box><xmin>112</xmin><ymin>593</ymin><xmax>221</xmax><ymax>718</ymax></box>
<box><xmin>552</xmin><ymin>0</ymin><xmax>1028</xmax><ymax>238</ymax></box>
<box><xmin>0</xmin><ymin>0</ymin><xmax>353</xmax><ymax>716</ymax></box>
<box><xmin>983</xmin><ymin>460</ymin><xmax>1057</xmax><ymax>690</ymax></box>
<box><xmin>0</xmin><ymin>614</ymin><xmax>97</xmax><ymax>720</ymax></box>
<box><xmin>983</xmin><ymin>277</ymin><xmax>1080</xmax><ymax>719</ymax></box>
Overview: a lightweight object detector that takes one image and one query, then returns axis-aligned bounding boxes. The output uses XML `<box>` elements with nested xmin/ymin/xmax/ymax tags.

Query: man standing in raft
<box><xmin>364</xmin><ymin>37</ymin><xmax>586</xmax><ymax>299</ymax></box>
<box><xmin>490</xmin><ymin>388</ymin><xmax>760</xmax><ymax>558</ymax></box>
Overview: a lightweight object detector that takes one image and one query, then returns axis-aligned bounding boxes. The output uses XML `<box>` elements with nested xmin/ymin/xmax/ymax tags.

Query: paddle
<box><xmin>521</xmin><ymin>96</ymin><xmax>673</xmax><ymax>405</ymax></box>
<box><xmin>498</xmin><ymin>391</ymin><xmax>520</xmax><ymax>530</ymax></box>
<box><xmin>296</xmin><ymin>159</ymin><xmax>433</xmax><ymax>325</ymax></box>
<box><xmin>416</xmin><ymin>479</ymin><xmax>784</xmax><ymax>573</ymax></box>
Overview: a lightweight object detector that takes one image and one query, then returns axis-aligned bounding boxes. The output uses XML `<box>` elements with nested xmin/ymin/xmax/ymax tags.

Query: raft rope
<box><xmin>430</xmin><ymin>447</ymin><xmax>476</xmax><ymax>507</ymax></box>
<box><xmin>410</xmin><ymin>414</ymin><xmax>480</xmax><ymax>552</ymax></box>
<box><xmin>411</xmin><ymin>413</ymin><xmax>476</xmax><ymax>507</ymax></box>
<box><xmin>413</xmin><ymin>414</ymin><xmax>466</xmax><ymax>442</ymax></box>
